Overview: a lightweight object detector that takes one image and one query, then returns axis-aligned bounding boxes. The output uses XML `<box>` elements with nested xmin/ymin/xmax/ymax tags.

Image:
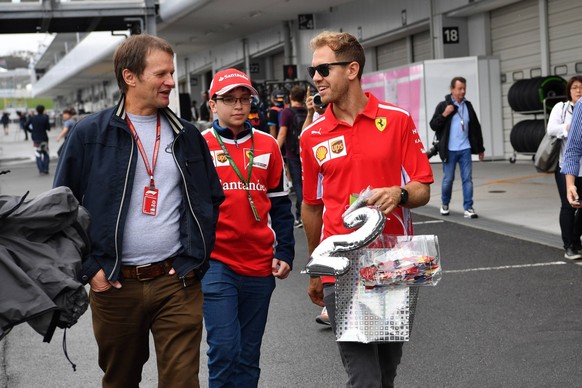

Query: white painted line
<box><xmin>413</xmin><ymin>220</ymin><xmax>444</xmax><ymax>225</ymax></box>
<box><xmin>444</xmin><ymin>261</ymin><xmax>567</xmax><ymax>274</ymax></box>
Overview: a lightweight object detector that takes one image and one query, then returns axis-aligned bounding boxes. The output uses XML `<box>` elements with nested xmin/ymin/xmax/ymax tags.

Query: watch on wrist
<box><xmin>399</xmin><ymin>188</ymin><xmax>409</xmax><ymax>205</ymax></box>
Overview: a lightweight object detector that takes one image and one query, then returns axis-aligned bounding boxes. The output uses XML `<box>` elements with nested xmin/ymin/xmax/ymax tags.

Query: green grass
<box><xmin>0</xmin><ymin>98</ymin><xmax>54</xmax><ymax>110</ymax></box>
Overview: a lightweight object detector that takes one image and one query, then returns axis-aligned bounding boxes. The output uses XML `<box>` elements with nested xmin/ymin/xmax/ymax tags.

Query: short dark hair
<box><xmin>289</xmin><ymin>85</ymin><xmax>306</xmax><ymax>103</ymax></box>
<box><xmin>310</xmin><ymin>31</ymin><xmax>366</xmax><ymax>79</ymax></box>
<box><xmin>566</xmin><ymin>75</ymin><xmax>582</xmax><ymax>101</ymax></box>
<box><xmin>36</xmin><ymin>105</ymin><xmax>45</xmax><ymax>114</ymax></box>
<box><xmin>113</xmin><ymin>34</ymin><xmax>174</xmax><ymax>93</ymax></box>
<box><xmin>450</xmin><ymin>77</ymin><xmax>467</xmax><ymax>89</ymax></box>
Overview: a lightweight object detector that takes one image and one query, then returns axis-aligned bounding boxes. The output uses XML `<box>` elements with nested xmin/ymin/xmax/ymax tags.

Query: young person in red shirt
<box><xmin>201</xmin><ymin>68</ymin><xmax>294</xmax><ymax>387</ymax></box>
<box><xmin>300</xmin><ymin>31</ymin><xmax>434</xmax><ymax>387</ymax></box>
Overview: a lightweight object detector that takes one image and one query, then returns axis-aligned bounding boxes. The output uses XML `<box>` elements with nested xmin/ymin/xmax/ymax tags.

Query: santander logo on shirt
<box><xmin>220</xmin><ymin>179</ymin><xmax>267</xmax><ymax>192</ymax></box>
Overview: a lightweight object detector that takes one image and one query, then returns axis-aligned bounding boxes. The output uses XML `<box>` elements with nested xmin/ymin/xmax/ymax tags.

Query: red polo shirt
<box><xmin>203</xmin><ymin>129</ymin><xmax>286</xmax><ymax>276</ymax></box>
<box><xmin>300</xmin><ymin>92</ymin><xmax>434</xmax><ymax>264</ymax></box>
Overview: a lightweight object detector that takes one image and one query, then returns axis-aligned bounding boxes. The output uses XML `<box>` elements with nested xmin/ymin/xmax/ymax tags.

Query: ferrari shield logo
<box><xmin>375</xmin><ymin>117</ymin><xmax>387</xmax><ymax>131</ymax></box>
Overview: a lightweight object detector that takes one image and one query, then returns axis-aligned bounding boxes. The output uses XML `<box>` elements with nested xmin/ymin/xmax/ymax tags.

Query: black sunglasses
<box><xmin>307</xmin><ymin>62</ymin><xmax>352</xmax><ymax>78</ymax></box>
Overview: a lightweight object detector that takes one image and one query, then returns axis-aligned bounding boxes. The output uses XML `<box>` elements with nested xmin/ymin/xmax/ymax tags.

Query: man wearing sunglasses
<box><xmin>300</xmin><ymin>31</ymin><xmax>434</xmax><ymax>387</ymax></box>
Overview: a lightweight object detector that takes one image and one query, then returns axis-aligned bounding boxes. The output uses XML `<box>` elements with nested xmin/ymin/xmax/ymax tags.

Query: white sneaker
<box><xmin>440</xmin><ymin>204</ymin><xmax>449</xmax><ymax>215</ymax></box>
<box><xmin>464</xmin><ymin>208</ymin><xmax>478</xmax><ymax>218</ymax></box>
<box><xmin>315</xmin><ymin>307</ymin><xmax>331</xmax><ymax>326</ymax></box>
<box><xmin>564</xmin><ymin>248</ymin><xmax>582</xmax><ymax>260</ymax></box>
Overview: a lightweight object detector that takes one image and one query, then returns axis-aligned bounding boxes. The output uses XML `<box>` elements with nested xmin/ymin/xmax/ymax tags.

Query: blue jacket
<box><xmin>27</xmin><ymin>113</ymin><xmax>51</xmax><ymax>143</ymax></box>
<box><xmin>53</xmin><ymin>96</ymin><xmax>225</xmax><ymax>284</ymax></box>
<box><xmin>429</xmin><ymin>94</ymin><xmax>485</xmax><ymax>162</ymax></box>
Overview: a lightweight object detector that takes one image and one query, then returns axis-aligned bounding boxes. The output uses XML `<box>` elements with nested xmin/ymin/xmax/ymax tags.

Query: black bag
<box><xmin>534</xmin><ymin>133</ymin><xmax>561</xmax><ymax>173</ymax></box>
<box><xmin>286</xmin><ymin>107</ymin><xmax>307</xmax><ymax>155</ymax></box>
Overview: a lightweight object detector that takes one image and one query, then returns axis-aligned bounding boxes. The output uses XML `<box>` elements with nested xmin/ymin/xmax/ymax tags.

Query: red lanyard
<box><xmin>126</xmin><ymin>113</ymin><xmax>161</xmax><ymax>189</ymax></box>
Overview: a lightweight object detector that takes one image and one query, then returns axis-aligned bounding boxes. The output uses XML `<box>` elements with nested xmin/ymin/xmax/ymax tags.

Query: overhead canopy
<box><xmin>0</xmin><ymin>0</ymin><xmax>353</xmax><ymax>98</ymax></box>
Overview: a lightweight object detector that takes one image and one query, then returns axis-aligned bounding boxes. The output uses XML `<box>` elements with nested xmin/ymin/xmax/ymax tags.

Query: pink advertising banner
<box><xmin>361</xmin><ymin>64</ymin><xmax>423</xmax><ymax>127</ymax></box>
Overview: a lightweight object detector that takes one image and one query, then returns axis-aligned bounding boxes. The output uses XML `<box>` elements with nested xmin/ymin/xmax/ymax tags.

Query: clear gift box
<box><xmin>335</xmin><ymin>234</ymin><xmax>440</xmax><ymax>343</ymax></box>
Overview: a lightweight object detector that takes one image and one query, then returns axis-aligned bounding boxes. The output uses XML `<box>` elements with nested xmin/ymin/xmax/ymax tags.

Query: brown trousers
<box><xmin>90</xmin><ymin>273</ymin><xmax>203</xmax><ymax>388</ymax></box>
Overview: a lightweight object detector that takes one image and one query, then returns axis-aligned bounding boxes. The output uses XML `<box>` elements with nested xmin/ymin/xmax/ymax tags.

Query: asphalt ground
<box><xmin>1</xmin><ymin>123</ymin><xmax>581</xmax><ymax>387</ymax></box>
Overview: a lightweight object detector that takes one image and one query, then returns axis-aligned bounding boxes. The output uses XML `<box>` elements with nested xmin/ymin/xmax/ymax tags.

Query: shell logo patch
<box><xmin>315</xmin><ymin>145</ymin><xmax>328</xmax><ymax>162</ymax></box>
<box><xmin>375</xmin><ymin>117</ymin><xmax>387</xmax><ymax>131</ymax></box>
<box><xmin>312</xmin><ymin>135</ymin><xmax>347</xmax><ymax>165</ymax></box>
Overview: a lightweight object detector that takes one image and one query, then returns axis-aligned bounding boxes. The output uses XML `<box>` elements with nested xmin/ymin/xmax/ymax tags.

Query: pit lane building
<box><xmin>1</xmin><ymin>0</ymin><xmax>578</xmax><ymax>161</ymax></box>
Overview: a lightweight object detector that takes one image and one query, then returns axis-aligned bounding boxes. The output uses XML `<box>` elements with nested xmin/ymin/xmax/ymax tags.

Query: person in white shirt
<box><xmin>548</xmin><ymin>75</ymin><xmax>582</xmax><ymax>260</ymax></box>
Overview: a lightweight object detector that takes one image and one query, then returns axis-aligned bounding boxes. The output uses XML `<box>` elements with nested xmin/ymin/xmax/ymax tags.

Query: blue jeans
<box><xmin>441</xmin><ymin>148</ymin><xmax>474</xmax><ymax>210</ymax></box>
<box><xmin>201</xmin><ymin>260</ymin><xmax>276</xmax><ymax>388</ymax></box>
<box><xmin>34</xmin><ymin>142</ymin><xmax>49</xmax><ymax>174</ymax></box>
<box><xmin>287</xmin><ymin>157</ymin><xmax>302</xmax><ymax>220</ymax></box>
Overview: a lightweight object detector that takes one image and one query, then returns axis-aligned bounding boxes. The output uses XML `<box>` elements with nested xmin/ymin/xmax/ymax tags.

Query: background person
<box><xmin>248</xmin><ymin>95</ymin><xmax>270</xmax><ymax>134</ymax></box>
<box><xmin>17</xmin><ymin>110</ymin><xmax>28</xmax><ymax>140</ymax></box>
<box><xmin>1</xmin><ymin>112</ymin><xmax>9</xmax><ymax>135</ymax></box>
<box><xmin>56</xmin><ymin>108</ymin><xmax>77</xmax><ymax>156</ymax></box>
<box><xmin>277</xmin><ymin>85</ymin><xmax>308</xmax><ymax>228</ymax></box>
<box><xmin>268</xmin><ymin>88</ymin><xmax>286</xmax><ymax>139</ymax></box>
<box><xmin>301</xmin><ymin>31</ymin><xmax>433</xmax><ymax>387</ymax></box>
<box><xmin>199</xmin><ymin>91</ymin><xmax>211</xmax><ymax>121</ymax></box>
<box><xmin>308</xmin><ymin>78</ymin><xmax>331</xmax><ymax>327</ymax></box>
<box><xmin>302</xmin><ymin>87</ymin><xmax>327</xmax><ymax>132</ymax></box>
<box><xmin>26</xmin><ymin>104</ymin><xmax>51</xmax><ymax>175</ymax></box>
<box><xmin>191</xmin><ymin>100</ymin><xmax>199</xmax><ymax>122</ymax></box>
<box><xmin>430</xmin><ymin>76</ymin><xmax>485</xmax><ymax>218</ymax></box>
<box><xmin>56</xmin><ymin>108</ymin><xmax>76</xmax><ymax>142</ymax></box>
<box><xmin>201</xmin><ymin>68</ymin><xmax>294</xmax><ymax>388</ymax></box>
<box><xmin>546</xmin><ymin>75</ymin><xmax>582</xmax><ymax>260</ymax></box>
<box><xmin>53</xmin><ymin>34</ymin><xmax>224</xmax><ymax>387</ymax></box>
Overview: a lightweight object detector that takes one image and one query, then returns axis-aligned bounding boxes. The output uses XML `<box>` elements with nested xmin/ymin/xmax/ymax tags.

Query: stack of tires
<box><xmin>508</xmin><ymin>76</ymin><xmax>566</xmax><ymax>154</ymax></box>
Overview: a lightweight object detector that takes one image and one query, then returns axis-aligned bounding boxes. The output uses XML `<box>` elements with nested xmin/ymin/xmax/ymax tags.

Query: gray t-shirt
<box><xmin>121</xmin><ymin>113</ymin><xmax>182</xmax><ymax>265</ymax></box>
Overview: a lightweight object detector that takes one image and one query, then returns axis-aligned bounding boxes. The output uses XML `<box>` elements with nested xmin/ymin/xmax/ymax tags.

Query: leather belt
<box><xmin>121</xmin><ymin>258</ymin><xmax>174</xmax><ymax>281</ymax></box>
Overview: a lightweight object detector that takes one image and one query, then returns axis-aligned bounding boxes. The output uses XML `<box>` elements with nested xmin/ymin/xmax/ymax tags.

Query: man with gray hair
<box><xmin>54</xmin><ymin>34</ymin><xmax>224</xmax><ymax>387</ymax></box>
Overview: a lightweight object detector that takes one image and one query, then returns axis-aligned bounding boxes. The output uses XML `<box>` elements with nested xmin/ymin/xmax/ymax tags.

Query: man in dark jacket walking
<box><xmin>26</xmin><ymin>105</ymin><xmax>51</xmax><ymax>175</ymax></box>
<box><xmin>54</xmin><ymin>34</ymin><xmax>224</xmax><ymax>387</ymax></box>
<box><xmin>430</xmin><ymin>76</ymin><xmax>485</xmax><ymax>219</ymax></box>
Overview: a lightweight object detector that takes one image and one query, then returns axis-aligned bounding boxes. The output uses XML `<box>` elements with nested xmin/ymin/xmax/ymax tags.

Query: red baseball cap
<box><xmin>209</xmin><ymin>68</ymin><xmax>258</xmax><ymax>98</ymax></box>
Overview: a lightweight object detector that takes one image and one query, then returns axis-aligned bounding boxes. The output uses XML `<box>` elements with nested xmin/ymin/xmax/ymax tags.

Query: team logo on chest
<box><xmin>248</xmin><ymin>150</ymin><xmax>270</xmax><ymax>170</ymax></box>
<box><xmin>312</xmin><ymin>135</ymin><xmax>347</xmax><ymax>165</ymax></box>
<box><xmin>212</xmin><ymin>150</ymin><xmax>230</xmax><ymax>167</ymax></box>
<box><xmin>375</xmin><ymin>117</ymin><xmax>387</xmax><ymax>132</ymax></box>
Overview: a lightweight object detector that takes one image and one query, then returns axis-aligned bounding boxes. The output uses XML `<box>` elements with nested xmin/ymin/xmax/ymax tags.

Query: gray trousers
<box><xmin>324</xmin><ymin>284</ymin><xmax>404</xmax><ymax>388</ymax></box>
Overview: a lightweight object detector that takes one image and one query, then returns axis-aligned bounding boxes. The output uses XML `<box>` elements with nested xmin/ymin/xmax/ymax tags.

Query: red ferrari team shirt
<box><xmin>300</xmin><ymin>92</ymin><xmax>434</xmax><ymax>241</ymax></box>
<box><xmin>203</xmin><ymin>129</ymin><xmax>286</xmax><ymax>276</ymax></box>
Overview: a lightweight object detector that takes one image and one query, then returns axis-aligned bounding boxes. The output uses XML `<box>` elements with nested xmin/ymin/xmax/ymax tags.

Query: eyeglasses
<box><xmin>214</xmin><ymin>96</ymin><xmax>253</xmax><ymax>106</ymax></box>
<box><xmin>307</xmin><ymin>62</ymin><xmax>352</xmax><ymax>78</ymax></box>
